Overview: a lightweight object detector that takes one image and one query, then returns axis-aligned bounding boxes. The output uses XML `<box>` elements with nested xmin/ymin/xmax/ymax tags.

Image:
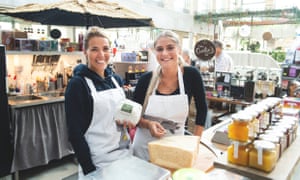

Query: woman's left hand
<box><xmin>116</xmin><ymin>120</ymin><xmax>136</xmax><ymax>129</ymax></box>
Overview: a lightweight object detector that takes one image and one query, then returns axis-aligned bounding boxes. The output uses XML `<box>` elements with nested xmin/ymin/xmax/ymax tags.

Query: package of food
<box><xmin>114</xmin><ymin>99</ymin><xmax>142</xmax><ymax>125</ymax></box>
<box><xmin>148</xmin><ymin>136</ymin><xmax>200</xmax><ymax>171</ymax></box>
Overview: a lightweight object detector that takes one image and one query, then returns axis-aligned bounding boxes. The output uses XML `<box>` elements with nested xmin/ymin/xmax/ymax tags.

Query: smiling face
<box><xmin>85</xmin><ymin>36</ymin><xmax>110</xmax><ymax>77</ymax></box>
<box><xmin>154</xmin><ymin>36</ymin><xmax>180</xmax><ymax>69</ymax></box>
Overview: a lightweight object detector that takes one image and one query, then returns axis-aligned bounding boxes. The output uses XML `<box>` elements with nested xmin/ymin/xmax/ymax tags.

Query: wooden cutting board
<box><xmin>193</xmin><ymin>143</ymin><xmax>217</xmax><ymax>172</ymax></box>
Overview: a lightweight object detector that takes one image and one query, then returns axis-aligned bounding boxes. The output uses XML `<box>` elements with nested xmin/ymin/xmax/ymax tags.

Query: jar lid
<box><xmin>231</xmin><ymin>113</ymin><xmax>251</xmax><ymax>122</ymax></box>
<box><xmin>265</xmin><ymin>130</ymin><xmax>284</xmax><ymax>138</ymax></box>
<box><xmin>253</xmin><ymin>140</ymin><xmax>275</xmax><ymax>150</ymax></box>
<box><xmin>249</xmin><ymin>104</ymin><xmax>263</xmax><ymax>113</ymax></box>
<box><xmin>243</xmin><ymin>108</ymin><xmax>259</xmax><ymax>117</ymax></box>
<box><xmin>259</xmin><ymin>134</ymin><xmax>279</xmax><ymax>143</ymax></box>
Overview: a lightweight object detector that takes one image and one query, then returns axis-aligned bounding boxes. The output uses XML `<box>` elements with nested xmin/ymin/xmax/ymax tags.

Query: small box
<box><xmin>50</xmin><ymin>40</ymin><xmax>58</xmax><ymax>51</ymax></box>
<box><xmin>38</xmin><ymin>40</ymin><xmax>52</xmax><ymax>51</ymax></box>
<box><xmin>1</xmin><ymin>31</ymin><xmax>14</xmax><ymax>50</ymax></box>
<box><xmin>282</xmin><ymin>108</ymin><xmax>300</xmax><ymax>118</ymax></box>
<box><xmin>14</xmin><ymin>38</ymin><xmax>38</xmax><ymax>51</ymax></box>
<box><xmin>13</xmin><ymin>31</ymin><xmax>27</xmax><ymax>39</ymax></box>
<box><xmin>121</xmin><ymin>52</ymin><xmax>137</xmax><ymax>62</ymax></box>
<box><xmin>283</xmin><ymin>97</ymin><xmax>300</xmax><ymax>109</ymax></box>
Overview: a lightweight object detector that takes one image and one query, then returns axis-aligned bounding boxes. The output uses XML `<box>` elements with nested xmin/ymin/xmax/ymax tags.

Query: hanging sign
<box><xmin>194</xmin><ymin>39</ymin><xmax>216</xmax><ymax>61</ymax></box>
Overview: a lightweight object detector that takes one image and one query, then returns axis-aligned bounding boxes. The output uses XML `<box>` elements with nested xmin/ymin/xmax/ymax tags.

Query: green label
<box><xmin>121</xmin><ymin>103</ymin><xmax>133</xmax><ymax>113</ymax></box>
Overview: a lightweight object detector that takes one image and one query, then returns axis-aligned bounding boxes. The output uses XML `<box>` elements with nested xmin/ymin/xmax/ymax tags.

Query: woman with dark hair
<box><xmin>65</xmin><ymin>26</ymin><xmax>133</xmax><ymax>179</ymax></box>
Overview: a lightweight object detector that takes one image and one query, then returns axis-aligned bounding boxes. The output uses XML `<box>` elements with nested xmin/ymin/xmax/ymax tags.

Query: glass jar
<box><xmin>228</xmin><ymin>113</ymin><xmax>251</xmax><ymax>142</ymax></box>
<box><xmin>227</xmin><ymin>141</ymin><xmax>249</xmax><ymax>166</ymax></box>
<box><xmin>265</xmin><ymin>129</ymin><xmax>287</xmax><ymax>154</ymax></box>
<box><xmin>250</xmin><ymin>104</ymin><xmax>264</xmax><ymax>133</ymax></box>
<box><xmin>281</xmin><ymin>117</ymin><xmax>298</xmax><ymax>144</ymax></box>
<box><xmin>243</xmin><ymin>107</ymin><xmax>260</xmax><ymax>138</ymax></box>
<box><xmin>276</xmin><ymin>122</ymin><xmax>293</xmax><ymax>147</ymax></box>
<box><xmin>259</xmin><ymin>135</ymin><xmax>280</xmax><ymax>161</ymax></box>
<box><xmin>249</xmin><ymin>140</ymin><xmax>276</xmax><ymax>172</ymax></box>
<box><xmin>257</xmin><ymin>103</ymin><xmax>270</xmax><ymax>130</ymax></box>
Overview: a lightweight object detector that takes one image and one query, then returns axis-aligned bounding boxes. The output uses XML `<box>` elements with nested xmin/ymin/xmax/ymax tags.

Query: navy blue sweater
<box><xmin>133</xmin><ymin>66</ymin><xmax>207</xmax><ymax>126</ymax></box>
<box><xmin>64</xmin><ymin>64</ymin><xmax>124</xmax><ymax>175</ymax></box>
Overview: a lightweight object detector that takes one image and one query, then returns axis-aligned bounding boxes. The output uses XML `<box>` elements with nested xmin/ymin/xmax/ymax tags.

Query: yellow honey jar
<box><xmin>249</xmin><ymin>140</ymin><xmax>276</xmax><ymax>172</ymax></box>
<box><xmin>259</xmin><ymin>134</ymin><xmax>280</xmax><ymax>161</ymax></box>
<box><xmin>228</xmin><ymin>113</ymin><xmax>251</xmax><ymax>142</ymax></box>
<box><xmin>227</xmin><ymin>141</ymin><xmax>249</xmax><ymax>166</ymax></box>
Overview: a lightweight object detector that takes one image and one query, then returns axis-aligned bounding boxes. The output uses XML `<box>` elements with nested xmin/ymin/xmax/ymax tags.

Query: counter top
<box><xmin>8</xmin><ymin>95</ymin><xmax>64</xmax><ymax>108</ymax></box>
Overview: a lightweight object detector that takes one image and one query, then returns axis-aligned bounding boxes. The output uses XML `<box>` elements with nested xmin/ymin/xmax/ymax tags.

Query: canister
<box><xmin>227</xmin><ymin>140</ymin><xmax>249</xmax><ymax>166</ymax></box>
<box><xmin>249</xmin><ymin>140</ymin><xmax>276</xmax><ymax>172</ymax></box>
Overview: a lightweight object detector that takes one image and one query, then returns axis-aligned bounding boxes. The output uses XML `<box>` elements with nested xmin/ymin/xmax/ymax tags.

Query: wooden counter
<box><xmin>206</xmin><ymin>96</ymin><xmax>252</xmax><ymax>107</ymax></box>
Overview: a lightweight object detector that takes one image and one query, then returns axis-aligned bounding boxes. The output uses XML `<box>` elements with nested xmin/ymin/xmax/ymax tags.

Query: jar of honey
<box><xmin>228</xmin><ymin>113</ymin><xmax>251</xmax><ymax>142</ymax></box>
<box><xmin>259</xmin><ymin>135</ymin><xmax>280</xmax><ymax>161</ymax></box>
<box><xmin>250</xmin><ymin>104</ymin><xmax>264</xmax><ymax>134</ymax></box>
<box><xmin>249</xmin><ymin>140</ymin><xmax>276</xmax><ymax>172</ymax></box>
<box><xmin>243</xmin><ymin>107</ymin><xmax>260</xmax><ymax>138</ymax></box>
<box><xmin>227</xmin><ymin>141</ymin><xmax>249</xmax><ymax>166</ymax></box>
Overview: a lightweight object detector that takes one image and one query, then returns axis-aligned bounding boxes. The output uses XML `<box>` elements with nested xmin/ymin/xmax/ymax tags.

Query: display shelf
<box><xmin>113</xmin><ymin>61</ymin><xmax>148</xmax><ymax>64</ymax></box>
<box><xmin>214</xmin><ymin>134</ymin><xmax>300</xmax><ymax>180</ymax></box>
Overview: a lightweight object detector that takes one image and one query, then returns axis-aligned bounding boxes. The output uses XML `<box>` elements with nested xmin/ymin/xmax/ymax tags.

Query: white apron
<box><xmin>78</xmin><ymin>77</ymin><xmax>131</xmax><ymax>179</ymax></box>
<box><xmin>132</xmin><ymin>66</ymin><xmax>189</xmax><ymax>161</ymax></box>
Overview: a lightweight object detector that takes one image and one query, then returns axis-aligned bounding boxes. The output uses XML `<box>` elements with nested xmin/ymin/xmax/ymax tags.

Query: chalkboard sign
<box><xmin>194</xmin><ymin>39</ymin><xmax>216</xmax><ymax>61</ymax></box>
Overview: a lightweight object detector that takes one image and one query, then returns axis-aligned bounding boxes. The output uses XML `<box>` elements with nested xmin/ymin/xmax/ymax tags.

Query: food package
<box><xmin>114</xmin><ymin>99</ymin><xmax>142</xmax><ymax>125</ymax></box>
<box><xmin>148</xmin><ymin>136</ymin><xmax>200</xmax><ymax>171</ymax></box>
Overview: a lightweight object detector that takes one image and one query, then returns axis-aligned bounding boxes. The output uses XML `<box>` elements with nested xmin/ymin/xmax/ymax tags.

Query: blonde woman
<box><xmin>132</xmin><ymin>30</ymin><xmax>208</xmax><ymax>161</ymax></box>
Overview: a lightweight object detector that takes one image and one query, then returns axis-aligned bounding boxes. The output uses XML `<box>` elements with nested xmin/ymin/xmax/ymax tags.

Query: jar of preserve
<box><xmin>281</xmin><ymin>117</ymin><xmax>298</xmax><ymax>143</ymax></box>
<box><xmin>243</xmin><ymin>107</ymin><xmax>260</xmax><ymax>138</ymax></box>
<box><xmin>250</xmin><ymin>104</ymin><xmax>264</xmax><ymax>133</ymax></box>
<box><xmin>249</xmin><ymin>140</ymin><xmax>276</xmax><ymax>172</ymax></box>
<box><xmin>228</xmin><ymin>113</ymin><xmax>251</xmax><ymax>142</ymax></box>
<box><xmin>259</xmin><ymin>135</ymin><xmax>280</xmax><ymax>161</ymax></box>
<box><xmin>257</xmin><ymin>103</ymin><xmax>270</xmax><ymax>130</ymax></box>
<box><xmin>264</xmin><ymin>130</ymin><xmax>286</xmax><ymax>155</ymax></box>
<box><xmin>227</xmin><ymin>141</ymin><xmax>249</xmax><ymax>166</ymax></box>
<box><xmin>276</xmin><ymin>122</ymin><xmax>293</xmax><ymax>147</ymax></box>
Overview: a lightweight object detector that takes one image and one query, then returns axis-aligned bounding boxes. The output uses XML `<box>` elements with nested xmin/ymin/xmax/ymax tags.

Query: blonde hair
<box><xmin>142</xmin><ymin>30</ymin><xmax>187</xmax><ymax>113</ymax></box>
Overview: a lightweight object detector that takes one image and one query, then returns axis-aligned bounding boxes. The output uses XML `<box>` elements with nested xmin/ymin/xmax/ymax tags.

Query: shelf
<box><xmin>113</xmin><ymin>61</ymin><xmax>148</xmax><ymax>64</ymax></box>
<box><xmin>282</xmin><ymin>76</ymin><xmax>296</xmax><ymax>81</ymax></box>
<box><xmin>6</xmin><ymin>50</ymin><xmax>84</xmax><ymax>55</ymax></box>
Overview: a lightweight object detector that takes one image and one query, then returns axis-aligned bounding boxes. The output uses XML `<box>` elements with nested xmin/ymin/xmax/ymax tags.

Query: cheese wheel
<box><xmin>148</xmin><ymin>136</ymin><xmax>200</xmax><ymax>170</ymax></box>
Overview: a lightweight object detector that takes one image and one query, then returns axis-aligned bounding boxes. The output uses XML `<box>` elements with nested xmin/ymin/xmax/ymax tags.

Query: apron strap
<box><xmin>111</xmin><ymin>77</ymin><xmax>121</xmax><ymax>88</ymax></box>
<box><xmin>177</xmin><ymin>66</ymin><xmax>185</xmax><ymax>95</ymax></box>
<box><xmin>152</xmin><ymin>66</ymin><xmax>185</xmax><ymax>95</ymax></box>
<box><xmin>84</xmin><ymin>77</ymin><xmax>97</xmax><ymax>93</ymax></box>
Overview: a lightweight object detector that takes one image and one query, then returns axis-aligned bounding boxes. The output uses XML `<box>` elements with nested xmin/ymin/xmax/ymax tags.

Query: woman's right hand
<box><xmin>147</xmin><ymin>120</ymin><xmax>166</xmax><ymax>138</ymax></box>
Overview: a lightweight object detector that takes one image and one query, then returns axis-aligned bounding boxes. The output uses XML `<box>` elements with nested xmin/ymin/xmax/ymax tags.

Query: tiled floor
<box><xmin>18</xmin><ymin>155</ymin><xmax>77</xmax><ymax>180</ymax></box>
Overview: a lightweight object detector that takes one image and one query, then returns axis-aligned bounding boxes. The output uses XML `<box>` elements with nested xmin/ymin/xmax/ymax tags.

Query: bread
<box><xmin>148</xmin><ymin>136</ymin><xmax>200</xmax><ymax>170</ymax></box>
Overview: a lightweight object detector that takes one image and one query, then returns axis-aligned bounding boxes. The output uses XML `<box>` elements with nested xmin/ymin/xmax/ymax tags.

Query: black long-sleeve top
<box><xmin>64</xmin><ymin>64</ymin><xmax>124</xmax><ymax>175</ymax></box>
<box><xmin>133</xmin><ymin>66</ymin><xmax>207</xmax><ymax>126</ymax></box>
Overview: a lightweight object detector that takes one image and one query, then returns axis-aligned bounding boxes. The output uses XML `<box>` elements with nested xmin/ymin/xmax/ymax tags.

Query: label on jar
<box><xmin>233</xmin><ymin>141</ymin><xmax>239</xmax><ymax>159</ymax></box>
<box><xmin>258</xmin><ymin>147</ymin><xmax>263</xmax><ymax>165</ymax></box>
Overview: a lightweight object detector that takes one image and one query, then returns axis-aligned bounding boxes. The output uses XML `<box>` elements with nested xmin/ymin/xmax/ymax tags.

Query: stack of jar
<box><xmin>227</xmin><ymin>97</ymin><xmax>298</xmax><ymax>173</ymax></box>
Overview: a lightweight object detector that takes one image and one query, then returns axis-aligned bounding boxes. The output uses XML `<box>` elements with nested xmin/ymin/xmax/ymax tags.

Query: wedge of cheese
<box><xmin>148</xmin><ymin>135</ymin><xmax>200</xmax><ymax>170</ymax></box>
